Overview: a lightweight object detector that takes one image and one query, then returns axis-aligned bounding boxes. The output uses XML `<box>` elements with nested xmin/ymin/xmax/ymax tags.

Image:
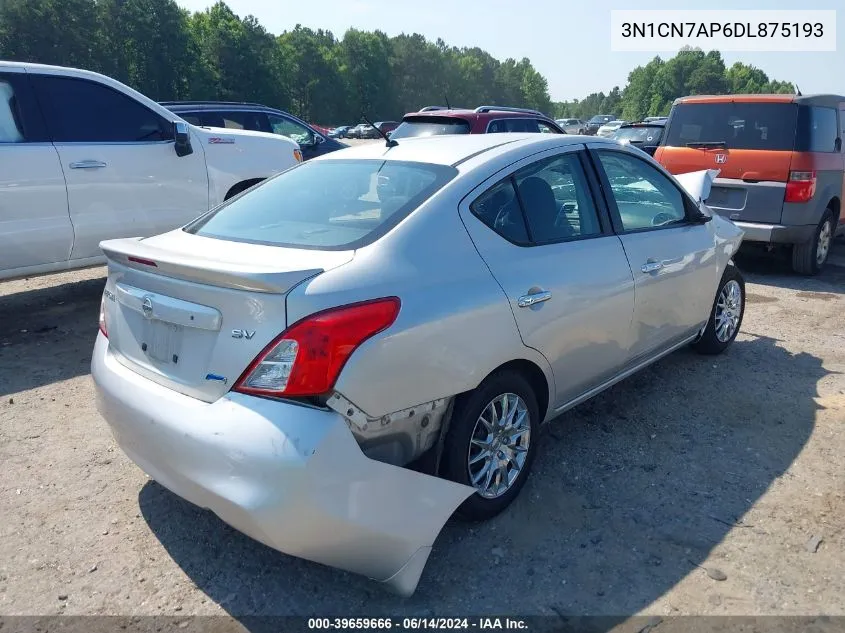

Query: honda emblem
<box><xmin>714</xmin><ymin>154</ymin><xmax>727</xmax><ymax>164</ymax></box>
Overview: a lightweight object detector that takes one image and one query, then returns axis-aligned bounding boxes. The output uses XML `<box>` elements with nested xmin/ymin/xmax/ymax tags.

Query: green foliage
<box><xmin>554</xmin><ymin>49</ymin><xmax>795</xmax><ymax>122</ymax></box>
<box><xmin>0</xmin><ymin>0</ymin><xmax>553</xmax><ymax>124</ymax></box>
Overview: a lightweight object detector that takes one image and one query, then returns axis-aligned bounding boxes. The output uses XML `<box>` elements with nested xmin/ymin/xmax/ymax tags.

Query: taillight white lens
<box><xmin>240</xmin><ymin>340</ymin><xmax>298</xmax><ymax>391</ymax></box>
<box><xmin>98</xmin><ymin>295</ymin><xmax>108</xmax><ymax>338</ymax></box>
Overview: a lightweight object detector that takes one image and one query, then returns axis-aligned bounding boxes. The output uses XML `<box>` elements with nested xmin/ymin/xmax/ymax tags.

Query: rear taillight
<box><xmin>234</xmin><ymin>297</ymin><xmax>400</xmax><ymax>398</ymax></box>
<box><xmin>785</xmin><ymin>171</ymin><xmax>816</xmax><ymax>203</ymax></box>
<box><xmin>98</xmin><ymin>295</ymin><xmax>108</xmax><ymax>338</ymax></box>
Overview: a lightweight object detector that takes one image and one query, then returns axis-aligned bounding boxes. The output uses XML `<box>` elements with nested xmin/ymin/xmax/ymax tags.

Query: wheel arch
<box><xmin>479</xmin><ymin>358</ymin><xmax>552</xmax><ymax>424</ymax></box>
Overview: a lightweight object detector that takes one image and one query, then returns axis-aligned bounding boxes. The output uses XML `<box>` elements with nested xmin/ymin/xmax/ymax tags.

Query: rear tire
<box><xmin>693</xmin><ymin>264</ymin><xmax>745</xmax><ymax>355</ymax></box>
<box><xmin>442</xmin><ymin>370</ymin><xmax>540</xmax><ymax>522</ymax></box>
<box><xmin>792</xmin><ymin>209</ymin><xmax>834</xmax><ymax>275</ymax></box>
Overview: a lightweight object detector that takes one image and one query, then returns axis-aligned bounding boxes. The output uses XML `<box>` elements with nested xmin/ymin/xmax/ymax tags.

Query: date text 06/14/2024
<box><xmin>307</xmin><ymin>618</ymin><xmax>529</xmax><ymax>630</ymax></box>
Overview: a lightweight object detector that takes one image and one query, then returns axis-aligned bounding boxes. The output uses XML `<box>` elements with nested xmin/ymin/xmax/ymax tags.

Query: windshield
<box><xmin>589</xmin><ymin>115</ymin><xmax>613</xmax><ymax>124</ymax></box>
<box><xmin>391</xmin><ymin>117</ymin><xmax>472</xmax><ymax>139</ymax></box>
<box><xmin>614</xmin><ymin>126</ymin><xmax>663</xmax><ymax>143</ymax></box>
<box><xmin>664</xmin><ymin>102</ymin><xmax>798</xmax><ymax>150</ymax></box>
<box><xmin>185</xmin><ymin>159</ymin><xmax>457</xmax><ymax>250</ymax></box>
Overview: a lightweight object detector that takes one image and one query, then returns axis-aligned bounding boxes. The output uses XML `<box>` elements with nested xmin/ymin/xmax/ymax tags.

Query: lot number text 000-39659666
<box><xmin>610</xmin><ymin>10</ymin><xmax>836</xmax><ymax>52</ymax></box>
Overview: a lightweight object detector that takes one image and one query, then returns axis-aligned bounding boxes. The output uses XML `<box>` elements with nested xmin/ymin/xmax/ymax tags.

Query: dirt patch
<box><xmin>1</xmin><ymin>262</ymin><xmax>844</xmax><ymax>618</ymax></box>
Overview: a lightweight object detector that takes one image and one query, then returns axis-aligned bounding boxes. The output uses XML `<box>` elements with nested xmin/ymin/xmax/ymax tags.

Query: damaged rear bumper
<box><xmin>90</xmin><ymin>333</ymin><xmax>474</xmax><ymax>596</ymax></box>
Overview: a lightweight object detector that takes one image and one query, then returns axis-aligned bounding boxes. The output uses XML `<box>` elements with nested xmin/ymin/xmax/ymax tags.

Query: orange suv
<box><xmin>655</xmin><ymin>94</ymin><xmax>845</xmax><ymax>274</ymax></box>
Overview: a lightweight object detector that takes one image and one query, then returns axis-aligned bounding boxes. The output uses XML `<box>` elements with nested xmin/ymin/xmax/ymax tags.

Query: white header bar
<box><xmin>610</xmin><ymin>10</ymin><xmax>836</xmax><ymax>52</ymax></box>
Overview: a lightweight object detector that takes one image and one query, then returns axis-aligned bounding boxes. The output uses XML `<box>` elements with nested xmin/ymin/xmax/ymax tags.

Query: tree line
<box><xmin>0</xmin><ymin>0</ymin><xmax>553</xmax><ymax>124</ymax></box>
<box><xmin>0</xmin><ymin>1</ymin><xmax>796</xmax><ymax>126</ymax></box>
<box><xmin>553</xmin><ymin>49</ymin><xmax>796</xmax><ymax>122</ymax></box>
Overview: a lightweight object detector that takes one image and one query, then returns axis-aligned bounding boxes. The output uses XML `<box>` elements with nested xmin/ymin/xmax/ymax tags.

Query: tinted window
<box><xmin>514</xmin><ymin>153</ymin><xmax>601</xmax><ymax>241</ymax></box>
<box><xmin>220</xmin><ymin>111</ymin><xmax>266</xmax><ymax>132</ymax></box>
<box><xmin>796</xmin><ymin>106</ymin><xmax>838</xmax><ymax>152</ymax></box>
<box><xmin>471</xmin><ymin>179</ymin><xmax>530</xmax><ymax>244</ymax></box>
<box><xmin>0</xmin><ymin>79</ymin><xmax>25</xmax><ymax>143</ymax></box>
<box><xmin>664</xmin><ymin>102</ymin><xmax>797</xmax><ymax>151</ymax></box>
<box><xmin>597</xmin><ymin>151</ymin><xmax>687</xmax><ymax>231</ymax></box>
<box><xmin>179</xmin><ymin>114</ymin><xmax>202</xmax><ymax>125</ymax></box>
<box><xmin>488</xmin><ymin>118</ymin><xmax>543</xmax><ymax>133</ymax></box>
<box><xmin>613</xmin><ymin>125</ymin><xmax>663</xmax><ymax>144</ymax></box>
<box><xmin>33</xmin><ymin>75</ymin><xmax>172</xmax><ymax>143</ymax></box>
<box><xmin>268</xmin><ymin>114</ymin><xmax>314</xmax><ymax>145</ymax></box>
<box><xmin>391</xmin><ymin>117</ymin><xmax>471</xmax><ymax>139</ymax></box>
<box><xmin>186</xmin><ymin>160</ymin><xmax>456</xmax><ymax>250</ymax></box>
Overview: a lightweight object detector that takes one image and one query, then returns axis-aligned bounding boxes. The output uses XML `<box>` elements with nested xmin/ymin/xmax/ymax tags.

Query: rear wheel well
<box><xmin>224</xmin><ymin>178</ymin><xmax>264</xmax><ymax>200</ymax></box>
<box><xmin>485</xmin><ymin>359</ymin><xmax>550</xmax><ymax>422</ymax></box>
<box><xmin>828</xmin><ymin>197</ymin><xmax>840</xmax><ymax>221</ymax></box>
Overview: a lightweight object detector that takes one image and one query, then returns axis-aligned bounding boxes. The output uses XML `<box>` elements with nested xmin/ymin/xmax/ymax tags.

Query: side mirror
<box><xmin>314</xmin><ymin>134</ymin><xmax>325</xmax><ymax>145</ymax></box>
<box><xmin>174</xmin><ymin>121</ymin><xmax>193</xmax><ymax>157</ymax></box>
<box><xmin>690</xmin><ymin>209</ymin><xmax>713</xmax><ymax>224</ymax></box>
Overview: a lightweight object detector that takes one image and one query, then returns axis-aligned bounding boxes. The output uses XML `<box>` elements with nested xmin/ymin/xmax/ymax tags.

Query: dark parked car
<box><xmin>583</xmin><ymin>114</ymin><xmax>617</xmax><ymax>136</ymax></box>
<box><xmin>612</xmin><ymin>121</ymin><xmax>666</xmax><ymax>156</ymax></box>
<box><xmin>161</xmin><ymin>101</ymin><xmax>347</xmax><ymax>160</ymax></box>
<box><xmin>390</xmin><ymin>106</ymin><xmax>564</xmax><ymax>139</ymax></box>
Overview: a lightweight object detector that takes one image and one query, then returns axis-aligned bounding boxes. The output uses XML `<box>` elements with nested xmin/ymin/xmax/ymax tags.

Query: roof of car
<box><xmin>403</xmin><ymin>108</ymin><xmax>553</xmax><ymax>122</ymax></box>
<box><xmin>316</xmin><ymin>132</ymin><xmax>608</xmax><ymax>167</ymax></box>
<box><xmin>620</xmin><ymin>121</ymin><xmax>665</xmax><ymax>127</ymax></box>
<box><xmin>674</xmin><ymin>93</ymin><xmax>845</xmax><ymax>107</ymax></box>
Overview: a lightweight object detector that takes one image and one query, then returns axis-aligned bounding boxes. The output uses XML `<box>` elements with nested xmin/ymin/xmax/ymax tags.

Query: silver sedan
<box><xmin>92</xmin><ymin>133</ymin><xmax>745</xmax><ymax>596</ymax></box>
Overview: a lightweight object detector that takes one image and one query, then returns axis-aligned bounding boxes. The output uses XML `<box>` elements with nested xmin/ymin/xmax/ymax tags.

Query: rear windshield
<box><xmin>664</xmin><ymin>102</ymin><xmax>798</xmax><ymax>150</ymax></box>
<box><xmin>614</xmin><ymin>125</ymin><xmax>663</xmax><ymax>143</ymax></box>
<box><xmin>185</xmin><ymin>159</ymin><xmax>457</xmax><ymax>250</ymax></box>
<box><xmin>391</xmin><ymin>117</ymin><xmax>471</xmax><ymax>139</ymax></box>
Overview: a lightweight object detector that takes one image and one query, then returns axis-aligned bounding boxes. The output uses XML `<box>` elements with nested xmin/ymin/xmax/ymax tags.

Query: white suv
<box><xmin>0</xmin><ymin>62</ymin><xmax>303</xmax><ymax>281</ymax></box>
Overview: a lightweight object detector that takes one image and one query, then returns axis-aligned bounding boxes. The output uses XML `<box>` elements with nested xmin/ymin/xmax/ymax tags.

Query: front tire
<box><xmin>792</xmin><ymin>209</ymin><xmax>834</xmax><ymax>276</ymax></box>
<box><xmin>442</xmin><ymin>370</ymin><xmax>540</xmax><ymax>521</ymax></box>
<box><xmin>693</xmin><ymin>264</ymin><xmax>745</xmax><ymax>355</ymax></box>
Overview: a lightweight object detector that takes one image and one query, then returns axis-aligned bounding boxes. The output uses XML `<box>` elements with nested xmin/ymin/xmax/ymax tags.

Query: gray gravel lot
<box><xmin>1</xmin><ymin>244</ymin><xmax>844</xmax><ymax>619</ymax></box>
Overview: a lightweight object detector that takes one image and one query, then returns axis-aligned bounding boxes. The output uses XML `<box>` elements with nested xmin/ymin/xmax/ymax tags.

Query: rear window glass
<box><xmin>391</xmin><ymin>117</ymin><xmax>471</xmax><ymax>139</ymax></box>
<box><xmin>185</xmin><ymin>160</ymin><xmax>457</xmax><ymax>250</ymax></box>
<box><xmin>663</xmin><ymin>102</ymin><xmax>798</xmax><ymax>151</ymax></box>
<box><xmin>614</xmin><ymin>126</ymin><xmax>663</xmax><ymax>143</ymax></box>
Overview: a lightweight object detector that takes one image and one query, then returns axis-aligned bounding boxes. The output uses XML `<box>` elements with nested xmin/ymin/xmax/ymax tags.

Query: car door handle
<box><xmin>69</xmin><ymin>160</ymin><xmax>107</xmax><ymax>169</ymax></box>
<box><xmin>641</xmin><ymin>261</ymin><xmax>664</xmax><ymax>273</ymax></box>
<box><xmin>517</xmin><ymin>291</ymin><xmax>552</xmax><ymax>307</ymax></box>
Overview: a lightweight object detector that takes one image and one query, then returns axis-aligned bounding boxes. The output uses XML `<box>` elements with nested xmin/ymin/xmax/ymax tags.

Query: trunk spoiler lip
<box><xmin>100</xmin><ymin>237</ymin><xmax>325</xmax><ymax>294</ymax></box>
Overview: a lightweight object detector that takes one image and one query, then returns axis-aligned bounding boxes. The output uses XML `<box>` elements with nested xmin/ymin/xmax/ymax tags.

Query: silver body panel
<box><xmin>92</xmin><ymin>134</ymin><xmax>744</xmax><ymax>594</ymax></box>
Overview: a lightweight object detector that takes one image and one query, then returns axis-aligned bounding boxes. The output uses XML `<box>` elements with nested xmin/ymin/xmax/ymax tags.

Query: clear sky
<box><xmin>175</xmin><ymin>0</ymin><xmax>844</xmax><ymax>101</ymax></box>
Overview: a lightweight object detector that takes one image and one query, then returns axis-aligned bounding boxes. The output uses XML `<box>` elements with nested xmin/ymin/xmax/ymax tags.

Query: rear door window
<box><xmin>390</xmin><ymin>117</ymin><xmax>471</xmax><ymax>139</ymax></box>
<box><xmin>795</xmin><ymin>106</ymin><xmax>839</xmax><ymax>152</ymax></box>
<box><xmin>488</xmin><ymin>118</ymin><xmax>543</xmax><ymax>133</ymax></box>
<box><xmin>664</xmin><ymin>102</ymin><xmax>798</xmax><ymax>151</ymax></box>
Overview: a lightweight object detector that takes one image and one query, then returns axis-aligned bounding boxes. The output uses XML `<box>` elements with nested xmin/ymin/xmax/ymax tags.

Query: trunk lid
<box><xmin>100</xmin><ymin>231</ymin><xmax>354</xmax><ymax>402</ymax></box>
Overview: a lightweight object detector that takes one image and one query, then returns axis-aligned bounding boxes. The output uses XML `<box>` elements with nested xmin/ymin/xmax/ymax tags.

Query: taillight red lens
<box><xmin>785</xmin><ymin>171</ymin><xmax>816</xmax><ymax>203</ymax></box>
<box><xmin>98</xmin><ymin>295</ymin><xmax>108</xmax><ymax>338</ymax></box>
<box><xmin>234</xmin><ymin>297</ymin><xmax>401</xmax><ymax>398</ymax></box>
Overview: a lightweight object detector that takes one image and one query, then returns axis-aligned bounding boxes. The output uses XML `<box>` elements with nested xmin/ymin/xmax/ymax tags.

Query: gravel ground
<box><xmin>1</xmin><ymin>243</ymin><xmax>844</xmax><ymax>619</ymax></box>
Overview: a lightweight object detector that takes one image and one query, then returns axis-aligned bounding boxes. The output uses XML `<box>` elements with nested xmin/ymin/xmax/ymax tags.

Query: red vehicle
<box><xmin>390</xmin><ymin>106</ymin><xmax>564</xmax><ymax>139</ymax></box>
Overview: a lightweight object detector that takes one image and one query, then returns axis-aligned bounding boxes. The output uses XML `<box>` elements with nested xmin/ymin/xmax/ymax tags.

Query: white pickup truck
<box><xmin>0</xmin><ymin>62</ymin><xmax>303</xmax><ymax>281</ymax></box>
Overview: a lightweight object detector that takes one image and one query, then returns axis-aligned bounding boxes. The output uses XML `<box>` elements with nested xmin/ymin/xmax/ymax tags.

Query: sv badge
<box><xmin>231</xmin><ymin>329</ymin><xmax>256</xmax><ymax>340</ymax></box>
